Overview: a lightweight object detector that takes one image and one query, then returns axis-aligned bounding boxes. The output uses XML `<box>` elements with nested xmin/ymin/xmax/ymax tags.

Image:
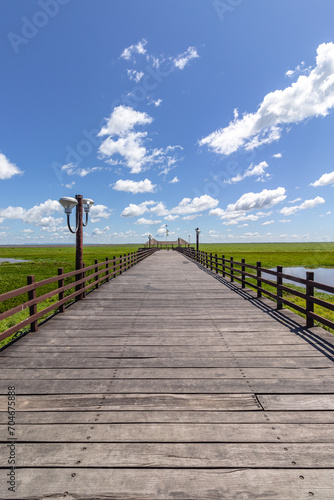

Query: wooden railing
<box><xmin>0</xmin><ymin>248</ymin><xmax>158</xmax><ymax>343</ymax></box>
<box><xmin>177</xmin><ymin>247</ymin><xmax>334</xmax><ymax>331</ymax></box>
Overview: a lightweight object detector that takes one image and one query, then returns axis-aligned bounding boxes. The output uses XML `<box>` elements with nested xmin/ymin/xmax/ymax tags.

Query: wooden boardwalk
<box><xmin>1</xmin><ymin>249</ymin><xmax>334</xmax><ymax>499</ymax></box>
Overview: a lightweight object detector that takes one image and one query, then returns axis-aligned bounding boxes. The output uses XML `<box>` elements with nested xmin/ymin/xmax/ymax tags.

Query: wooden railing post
<box><xmin>222</xmin><ymin>255</ymin><xmax>225</xmax><ymax>277</ymax></box>
<box><xmin>82</xmin><ymin>262</ymin><xmax>86</xmax><ymax>299</ymax></box>
<box><xmin>95</xmin><ymin>260</ymin><xmax>99</xmax><ymax>289</ymax></box>
<box><xmin>215</xmin><ymin>254</ymin><xmax>218</xmax><ymax>274</ymax></box>
<box><xmin>257</xmin><ymin>261</ymin><xmax>262</xmax><ymax>298</ymax></box>
<box><xmin>113</xmin><ymin>256</ymin><xmax>116</xmax><ymax>278</ymax></box>
<box><xmin>106</xmin><ymin>257</ymin><xmax>110</xmax><ymax>282</ymax></box>
<box><xmin>210</xmin><ymin>253</ymin><xmax>213</xmax><ymax>271</ymax></box>
<box><xmin>230</xmin><ymin>257</ymin><xmax>234</xmax><ymax>282</ymax></box>
<box><xmin>58</xmin><ymin>268</ymin><xmax>65</xmax><ymax>313</ymax></box>
<box><xmin>306</xmin><ymin>271</ymin><xmax>314</xmax><ymax>328</ymax></box>
<box><xmin>119</xmin><ymin>255</ymin><xmax>123</xmax><ymax>275</ymax></box>
<box><xmin>241</xmin><ymin>259</ymin><xmax>245</xmax><ymax>288</ymax></box>
<box><xmin>277</xmin><ymin>265</ymin><xmax>283</xmax><ymax>310</ymax></box>
<box><xmin>27</xmin><ymin>275</ymin><xmax>38</xmax><ymax>332</ymax></box>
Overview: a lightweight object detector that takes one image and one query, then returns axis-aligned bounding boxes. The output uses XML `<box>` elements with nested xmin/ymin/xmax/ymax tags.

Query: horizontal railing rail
<box><xmin>177</xmin><ymin>247</ymin><xmax>334</xmax><ymax>331</ymax></box>
<box><xmin>0</xmin><ymin>247</ymin><xmax>158</xmax><ymax>344</ymax></box>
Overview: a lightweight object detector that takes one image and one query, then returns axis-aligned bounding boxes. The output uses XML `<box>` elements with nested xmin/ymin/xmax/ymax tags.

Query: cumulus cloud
<box><xmin>262</xmin><ymin>220</ymin><xmax>275</xmax><ymax>226</ymax></box>
<box><xmin>121</xmin><ymin>39</ymin><xmax>148</xmax><ymax>60</ymax></box>
<box><xmin>98</xmin><ymin>106</ymin><xmax>182</xmax><ymax>174</ymax></box>
<box><xmin>310</xmin><ymin>170</ymin><xmax>334</xmax><ymax>187</ymax></box>
<box><xmin>173</xmin><ymin>46</ymin><xmax>199</xmax><ymax>70</ymax></box>
<box><xmin>135</xmin><ymin>218</ymin><xmax>161</xmax><ymax>225</ymax></box>
<box><xmin>226</xmin><ymin>161</ymin><xmax>269</xmax><ymax>184</ymax></box>
<box><xmin>272</xmin><ymin>153</ymin><xmax>282</xmax><ymax>158</ymax></box>
<box><xmin>150</xmin><ymin>202</ymin><xmax>169</xmax><ymax>216</ymax></box>
<box><xmin>0</xmin><ymin>152</ymin><xmax>23</xmax><ymax>180</ymax></box>
<box><xmin>92</xmin><ymin>226</ymin><xmax>110</xmax><ymax>236</ymax></box>
<box><xmin>0</xmin><ymin>199</ymin><xmax>62</xmax><ymax>227</ymax></box>
<box><xmin>90</xmin><ymin>205</ymin><xmax>112</xmax><ymax>223</ymax></box>
<box><xmin>226</xmin><ymin>187</ymin><xmax>286</xmax><ymax>212</ymax></box>
<box><xmin>121</xmin><ymin>200</ymin><xmax>155</xmax><ymax>218</ymax></box>
<box><xmin>171</xmin><ymin>195</ymin><xmax>218</xmax><ymax>215</ymax></box>
<box><xmin>169</xmin><ymin>176</ymin><xmax>179</xmax><ymax>183</ymax></box>
<box><xmin>199</xmin><ymin>43</ymin><xmax>334</xmax><ymax>156</ymax></box>
<box><xmin>113</xmin><ymin>178</ymin><xmax>156</xmax><ymax>194</ymax></box>
<box><xmin>98</xmin><ymin>106</ymin><xmax>152</xmax><ymax>137</ymax></box>
<box><xmin>182</xmin><ymin>214</ymin><xmax>202</xmax><ymax>220</ymax></box>
<box><xmin>164</xmin><ymin>214</ymin><xmax>179</xmax><ymax>221</ymax></box>
<box><xmin>280</xmin><ymin>196</ymin><xmax>325</xmax><ymax>216</ymax></box>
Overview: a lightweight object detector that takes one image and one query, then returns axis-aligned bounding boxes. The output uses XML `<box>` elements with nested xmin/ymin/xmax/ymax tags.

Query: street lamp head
<box><xmin>82</xmin><ymin>198</ymin><xmax>95</xmax><ymax>213</ymax></box>
<box><xmin>195</xmin><ymin>227</ymin><xmax>201</xmax><ymax>234</ymax></box>
<box><xmin>59</xmin><ymin>197</ymin><xmax>78</xmax><ymax>214</ymax></box>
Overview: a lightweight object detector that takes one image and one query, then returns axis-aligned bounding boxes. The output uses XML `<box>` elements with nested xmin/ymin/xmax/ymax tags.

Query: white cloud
<box><xmin>98</xmin><ymin>105</ymin><xmax>152</xmax><ymax>137</ymax></box>
<box><xmin>90</xmin><ymin>205</ymin><xmax>112</xmax><ymax>223</ymax></box>
<box><xmin>153</xmin><ymin>99</ymin><xmax>162</xmax><ymax>107</ymax></box>
<box><xmin>288</xmin><ymin>197</ymin><xmax>302</xmax><ymax>203</ymax></box>
<box><xmin>121</xmin><ymin>200</ymin><xmax>155</xmax><ymax>218</ymax></box>
<box><xmin>127</xmin><ymin>69</ymin><xmax>144</xmax><ymax>83</ymax></box>
<box><xmin>92</xmin><ymin>226</ymin><xmax>110</xmax><ymax>236</ymax></box>
<box><xmin>173</xmin><ymin>46</ymin><xmax>199</xmax><ymax>70</ymax></box>
<box><xmin>182</xmin><ymin>214</ymin><xmax>202</xmax><ymax>220</ymax></box>
<box><xmin>171</xmin><ymin>195</ymin><xmax>218</xmax><ymax>215</ymax></box>
<box><xmin>0</xmin><ymin>152</ymin><xmax>23</xmax><ymax>180</ymax></box>
<box><xmin>226</xmin><ymin>187</ymin><xmax>286</xmax><ymax>212</ymax></box>
<box><xmin>279</xmin><ymin>219</ymin><xmax>291</xmax><ymax>223</ymax></box>
<box><xmin>272</xmin><ymin>153</ymin><xmax>282</xmax><ymax>158</ymax></box>
<box><xmin>65</xmin><ymin>181</ymin><xmax>75</xmax><ymax>189</ymax></box>
<box><xmin>0</xmin><ymin>199</ymin><xmax>62</xmax><ymax>227</ymax></box>
<box><xmin>262</xmin><ymin>220</ymin><xmax>275</xmax><ymax>226</ymax></box>
<box><xmin>61</xmin><ymin>163</ymin><xmax>102</xmax><ymax>177</ymax></box>
<box><xmin>121</xmin><ymin>39</ymin><xmax>147</xmax><ymax>60</ymax></box>
<box><xmin>150</xmin><ymin>202</ymin><xmax>169</xmax><ymax>216</ymax></box>
<box><xmin>311</xmin><ymin>170</ymin><xmax>334</xmax><ymax>187</ymax></box>
<box><xmin>200</xmin><ymin>43</ymin><xmax>334</xmax><ymax>155</ymax></box>
<box><xmin>226</xmin><ymin>161</ymin><xmax>269</xmax><ymax>184</ymax></box>
<box><xmin>135</xmin><ymin>218</ymin><xmax>161</xmax><ymax>225</ymax></box>
<box><xmin>169</xmin><ymin>176</ymin><xmax>179</xmax><ymax>183</ymax></box>
<box><xmin>164</xmin><ymin>214</ymin><xmax>179</xmax><ymax>221</ymax></box>
<box><xmin>98</xmin><ymin>106</ymin><xmax>182</xmax><ymax>174</ymax></box>
<box><xmin>113</xmin><ymin>178</ymin><xmax>156</xmax><ymax>194</ymax></box>
<box><xmin>285</xmin><ymin>61</ymin><xmax>310</xmax><ymax>78</ymax></box>
<box><xmin>280</xmin><ymin>196</ymin><xmax>325</xmax><ymax>216</ymax></box>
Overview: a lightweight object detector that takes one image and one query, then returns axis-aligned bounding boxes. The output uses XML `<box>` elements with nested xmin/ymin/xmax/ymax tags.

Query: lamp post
<box><xmin>148</xmin><ymin>234</ymin><xmax>152</xmax><ymax>249</ymax></box>
<box><xmin>59</xmin><ymin>195</ymin><xmax>94</xmax><ymax>299</ymax></box>
<box><xmin>165</xmin><ymin>224</ymin><xmax>169</xmax><ymax>249</ymax></box>
<box><xmin>195</xmin><ymin>227</ymin><xmax>201</xmax><ymax>253</ymax></box>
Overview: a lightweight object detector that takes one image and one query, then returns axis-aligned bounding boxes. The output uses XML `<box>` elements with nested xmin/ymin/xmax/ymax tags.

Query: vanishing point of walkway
<box><xmin>1</xmin><ymin>250</ymin><xmax>334</xmax><ymax>498</ymax></box>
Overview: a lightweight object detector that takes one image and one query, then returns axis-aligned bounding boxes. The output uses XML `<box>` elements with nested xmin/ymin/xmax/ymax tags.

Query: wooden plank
<box><xmin>1</xmin><ymin>410</ymin><xmax>333</xmax><ymax>424</ymax></box>
<box><xmin>1</xmin><ymin>378</ymin><xmax>333</xmax><ymax>393</ymax></box>
<box><xmin>0</xmin><ymin>442</ymin><xmax>333</xmax><ymax>467</ymax></box>
<box><xmin>1</xmin><ymin>423</ymin><xmax>333</xmax><ymax>443</ymax></box>
<box><xmin>0</xmin><ymin>356</ymin><xmax>331</xmax><ymax>368</ymax></box>
<box><xmin>1</xmin><ymin>367</ymin><xmax>333</xmax><ymax>380</ymax></box>
<box><xmin>0</xmin><ymin>393</ymin><xmax>260</xmax><ymax>411</ymax></box>
<box><xmin>258</xmin><ymin>394</ymin><xmax>334</xmax><ymax>410</ymax></box>
<box><xmin>1</xmin><ymin>468</ymin><xmax>333</xmax><ymax>499</ymax></box>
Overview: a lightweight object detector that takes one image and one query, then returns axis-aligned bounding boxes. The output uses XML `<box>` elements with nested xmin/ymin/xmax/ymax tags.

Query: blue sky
<box><xmin>1</xmin><ymin>0</ymin><xmax>334</xmax><ymax>245</ymax></box>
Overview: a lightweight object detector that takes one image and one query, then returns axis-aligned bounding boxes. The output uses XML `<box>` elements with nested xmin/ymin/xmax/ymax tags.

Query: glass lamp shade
<box><xmin>82</xmin><ymin>198</ymin><xmax>94</xmax><ymax>212</ymax></box>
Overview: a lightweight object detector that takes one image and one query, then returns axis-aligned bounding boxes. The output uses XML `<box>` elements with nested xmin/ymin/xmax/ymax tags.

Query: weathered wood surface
<box><xmin>0</xmin><ymin>249</ymin><xmax>333</xmax><ymax>499</ymax></box>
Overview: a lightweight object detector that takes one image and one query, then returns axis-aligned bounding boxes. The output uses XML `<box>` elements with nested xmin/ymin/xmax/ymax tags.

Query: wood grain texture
<box><xmin>0</xmin><ymin>249</ymin><xmax>333</xmax><ymax>499</ymax></box>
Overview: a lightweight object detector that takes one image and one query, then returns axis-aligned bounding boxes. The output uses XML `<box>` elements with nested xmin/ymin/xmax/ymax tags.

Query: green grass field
<box><xmin>0</xmin><ymin>244</ymin><xmax>142</xmax><ymax>347</ymax></box>
<box><xmin>1</xmin><ymin>242</ymin><xmax>334</xmax><ymax>348</ymax></box>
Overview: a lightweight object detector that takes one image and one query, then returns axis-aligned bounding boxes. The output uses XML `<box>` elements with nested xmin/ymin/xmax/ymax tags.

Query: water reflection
<box><xmin>262</xmin><ymin>267</ymin><xmax>334</xmax><ymax>294</ymax></box>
